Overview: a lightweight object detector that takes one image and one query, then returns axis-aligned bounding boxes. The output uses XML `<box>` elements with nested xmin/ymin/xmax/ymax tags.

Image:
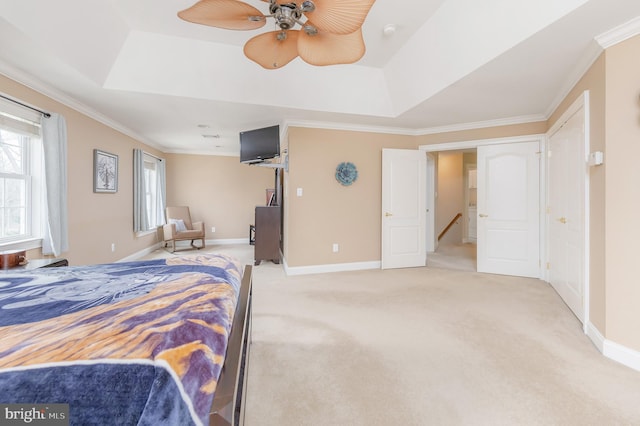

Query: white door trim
<box><xmin>546</xmin><ymin>90</ymin><xmax>591</xmax><ymax>333</ymax></box>
<box><xmin>419</xmin><ymin>134</ymin><xmax>546</xmax><ymax>153</ymax></box>
<box><xmin>426</xmin><ymin>153</ymin><xmax>436</xmax><ymax>252</ymax></box>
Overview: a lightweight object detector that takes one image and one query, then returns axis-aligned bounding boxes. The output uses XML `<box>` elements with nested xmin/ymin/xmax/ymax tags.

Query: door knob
<box><xmin>479</xmin><ymin>213</ymin><xmax>488</xmax><ymax>218</ymax></box>
<box><xmin>385</xmin><ymin>212</ymin><xmax>393</xmax><ymax>217</ymax></box>
<box><xmin>557</xmin><ymin>217</ymin><xmax>567</xmax><ymax>224</ymax></box>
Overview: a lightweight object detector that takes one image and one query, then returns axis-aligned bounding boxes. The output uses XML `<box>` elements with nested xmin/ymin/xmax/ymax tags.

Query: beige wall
<box><xmin>436</xmin><ymin>152</ymin><xmax>464</xmax><ymax>244</ymax></box>
<box><xmin>164</xmin><ymin>153</ymin><xmax>274</xmax><ymax>241</ymax></box>
<box><xmin>1</xmin><ymin>74</ymin><xmax>163</xmax><ymax>266</ymax></box>
<box><xmin>602</xmin><ymin>35</ymin><xmax>640</xmax><ymax>351</ymax></box>
<box><xmin>284</xmin><ymin>127</ymin><xmax>416</xmax><ymax>267</ymax></box>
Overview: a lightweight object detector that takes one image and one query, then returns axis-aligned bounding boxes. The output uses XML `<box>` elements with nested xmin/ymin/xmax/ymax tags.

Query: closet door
<box><xmin>547</xmin><ymin>106</ymin><xmax>585</xmax><ymax>322</ymax></box>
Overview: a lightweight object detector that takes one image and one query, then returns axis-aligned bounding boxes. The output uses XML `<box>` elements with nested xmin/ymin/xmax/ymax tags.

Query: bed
<box><xmin>0</xmin><ymin>253</ymin><xmax>252</xmax><ymax>426</ymax></box>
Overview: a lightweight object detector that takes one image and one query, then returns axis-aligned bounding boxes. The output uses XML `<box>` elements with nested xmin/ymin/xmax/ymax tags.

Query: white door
<box><xmin>477</xmin><ymin>142</ymin><xmax>540</xmax><ymax>278</ymax></box>
<box><xmin>381</xmin><ymin>149</ymin><xmax>426</xmax><ymax>269</ymax></box>
<box><xmin>548</xmin><ymin>108</ymin><xmax>585</xmax><ymax>322</ymax></box>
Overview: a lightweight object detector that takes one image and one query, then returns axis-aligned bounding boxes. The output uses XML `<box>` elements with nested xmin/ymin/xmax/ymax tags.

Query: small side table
<box><xmin>10</xmin><ymin>258</ymin><xmax>68</xmax><ymax>271</ymax></box>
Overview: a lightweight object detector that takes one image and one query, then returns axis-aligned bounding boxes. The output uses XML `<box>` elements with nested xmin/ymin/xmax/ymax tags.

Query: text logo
<box><xmin>0</xmin><ymin>404</ymin><xmax>68</xmax><ymax>426</ymax></box>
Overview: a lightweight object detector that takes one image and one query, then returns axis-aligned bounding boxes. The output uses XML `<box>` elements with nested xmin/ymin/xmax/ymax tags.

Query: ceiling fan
<box><xmin>178</xmin><ymin>0</ymin><xmax>376</xmax><ymax>69</ymax></box>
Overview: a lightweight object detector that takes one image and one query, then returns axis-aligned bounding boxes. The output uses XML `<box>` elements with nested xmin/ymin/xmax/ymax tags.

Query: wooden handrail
<box><xmin>438</xmin><ymin>213</ymin><xmax>462</xmax><ymax>241</ymax></box>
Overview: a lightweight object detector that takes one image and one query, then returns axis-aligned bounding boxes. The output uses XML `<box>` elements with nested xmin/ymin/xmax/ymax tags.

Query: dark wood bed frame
<box><xmin>209</xmin><ymin>265</ymin><xmax>253</xmax><ymax>426</ymax></box>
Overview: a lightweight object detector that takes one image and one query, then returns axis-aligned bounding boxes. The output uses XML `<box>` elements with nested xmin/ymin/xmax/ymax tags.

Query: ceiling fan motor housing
<box><xmin>271</xmin><ymin>3</ymin><xmax>302</xmax><ymax>30</ymax></box>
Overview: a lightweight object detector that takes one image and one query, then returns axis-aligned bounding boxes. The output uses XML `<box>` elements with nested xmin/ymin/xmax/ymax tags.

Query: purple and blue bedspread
<box><xmin>0</xmin><ymin>253</ymin><xmax>243</xmax><ymax>426</ymax></box>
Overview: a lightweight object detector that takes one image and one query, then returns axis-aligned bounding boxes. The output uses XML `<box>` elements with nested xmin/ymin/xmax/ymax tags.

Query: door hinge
<box><xmin>546</xmin><ymin>262</ymin><xmax>551</xmax><ymax>270</ymax></box>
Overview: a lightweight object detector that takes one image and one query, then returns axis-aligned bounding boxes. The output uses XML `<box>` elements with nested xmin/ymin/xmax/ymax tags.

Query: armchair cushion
<box><xmin>168</xmin><ymin>218</ymin><xmax>187</xmax><ymax>232</ymax></box>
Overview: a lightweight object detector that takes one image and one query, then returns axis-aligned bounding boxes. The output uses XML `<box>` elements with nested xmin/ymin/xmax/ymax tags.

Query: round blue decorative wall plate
<box><xmin>335</xmin><ymin>162</ymin><xmax>358</xmax><ymax>186</ymax></box>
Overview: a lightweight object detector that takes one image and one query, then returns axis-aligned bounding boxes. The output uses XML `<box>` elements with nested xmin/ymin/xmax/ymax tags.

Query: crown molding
<box><xmin>415</xmin><ymin>114</ymin><xmax>547</xmax><ymax>135</ymax></box>
<box><xmin>284</xmin><ymin>119</ymin><xmax>419</xmax><ymax>135</ymax></box>
<box><xmin>283</xmin><ymin>114</ymin><xmax>550</xmax><ymax>138</ymax></box>
<box><xmin>595</xmin><ymin>15</ymin><xmax>640</xmax><ymax>49</ymax></box>
<box><xmin>1</xmin><ymin>53</ymin><xmax>601</xmax><ymax>155</ymax></box>
<box><xmin>0</xmin><ymin>61</ymin><xmax>166</xmax><ymax>152</ymax></box>
<box><xmin>283</xmin><ymin>119</ymin><xmax>418</xmax><ymax>136</ymax></box>
<box><xmin>161</xmin><ymin>148</ymin><xmax>239</xmax><ymax>157</ymax></box>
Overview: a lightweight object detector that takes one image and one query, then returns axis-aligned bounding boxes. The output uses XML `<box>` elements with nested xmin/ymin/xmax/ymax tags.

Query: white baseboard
<box><xmin>119</xmin><ymin>239</ymin><xmax>249</xmax><ymax>263</ymax></box>
<box><xmin>284</xmin><ymin>259</ymin><xmax>380</xmax><ymax>276</ymax></box>
<box><xmin>586</xmin><ymin>321</ymin><xmax>605</xmax><ymax>353</ymax></box>
<box><xmin>118</xmin><ymin>242</ymin><xmax>163</xmax><ymax>262</ymax></box>
<box><xmin>206</xmin><ymin>238</ymin><xmax>249</xmax><ymax>245</ymax></box>
<box><xmin>586</xmin><ymin>321</ymin><xmax>640</xmax><ymax>372</ymax></box>
<box><xmin>603</xmin><ymin>340</ymin><xmax>640</xmax><ymax>372</ymax></box>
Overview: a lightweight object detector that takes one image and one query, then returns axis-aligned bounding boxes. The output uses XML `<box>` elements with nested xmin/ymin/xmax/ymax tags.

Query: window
<box><xmin>134</xmin><ymin>149</ymin><xmax>165</xmax><ymax>233</ymax></box>
<box><xmin>143</xmin><ymin>154</ymin><xmax>163</xmax><ymax>229</ymax></box>
<box><xmin>0</xmin><ymin>106</ymin><xmax>43</xmax><ymax>248</ymax></box>
<box><xmin>0</xmin><ymin>130</ymin><xmax>28</xmax><ymax>238</ymax></box>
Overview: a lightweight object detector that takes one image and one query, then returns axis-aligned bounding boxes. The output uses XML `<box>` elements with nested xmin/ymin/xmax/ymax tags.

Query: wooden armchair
<box><xmin>163</xmin><ymin>206</ymin><xmax>205</xmax><ymax>252</ymax></box>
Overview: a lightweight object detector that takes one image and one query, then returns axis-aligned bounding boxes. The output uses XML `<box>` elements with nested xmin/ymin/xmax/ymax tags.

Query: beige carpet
<box><xmin>427</xmin><ymin>242</ymin><xmax>477</xmax><ymax>272</ymax></box>
<box><xmin>143</xmin><ymin>245</ymin><xmax>640</xmax><ymax>425</ymax></box>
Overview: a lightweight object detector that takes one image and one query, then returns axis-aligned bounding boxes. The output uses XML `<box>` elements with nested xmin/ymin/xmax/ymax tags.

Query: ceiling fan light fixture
<box><xmin>300</xmin><ymin>1</ymin><xmax>316</xmax><ymax>13</ymax></box>
<box><xmin>303</xmin><ymin>24</ymin><xmax>318</xmax><ymax>36</ymax></box>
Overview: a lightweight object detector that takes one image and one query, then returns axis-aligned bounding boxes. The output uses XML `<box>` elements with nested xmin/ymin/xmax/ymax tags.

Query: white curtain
<box><xmin>41</xmin><ymin>113</ymin><xmax>69</xmax><ymax>256</ymax></box>
<box><xmin>157</xmin><ymin>158</ymin><xmax>166</xmax><ymax>225</ymax></box>
<box><xmin>133</xmin><ymin>148</ymin><xmax>149</xmax><ymax>232</ymax></box>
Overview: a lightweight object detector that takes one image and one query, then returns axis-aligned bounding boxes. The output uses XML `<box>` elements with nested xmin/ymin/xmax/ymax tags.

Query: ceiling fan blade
<box><xmin>298</xmin><ymin>27</ymin><xmax>365</xmax><ymax>66</ymax></box>
<box><xmin>304</xmin><ymin>0</ymin><xmax>376</xmax><ymax>35</ymax></box>
<box><xmin>244</xmin><ymin>30</ymin><xmax>300</xmax><ymax>69</ymax></box>
<box><xmin>178</xmin><ymin>0</ymin><xmax>266</xmax><ymax>31</ymax></box>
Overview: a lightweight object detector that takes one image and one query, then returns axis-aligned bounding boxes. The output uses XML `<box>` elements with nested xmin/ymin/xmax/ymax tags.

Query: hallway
<box><xmin>428</xmin><ymin>241</ymin><xmax>476</xmax><ymax>272</ymax></box>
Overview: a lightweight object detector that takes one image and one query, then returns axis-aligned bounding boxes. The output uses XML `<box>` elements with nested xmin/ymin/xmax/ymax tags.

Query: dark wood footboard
<box><xmin>210</xmin><ymin>265</ymin><xmax>253</xmax><ymax>426</ymax></box>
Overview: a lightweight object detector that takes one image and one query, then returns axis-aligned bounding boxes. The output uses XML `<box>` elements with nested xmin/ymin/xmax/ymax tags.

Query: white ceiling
<box><xmin>1</xmin><ymin>0</ymin><xmax>640</xmax><ymax>156</ymax></box>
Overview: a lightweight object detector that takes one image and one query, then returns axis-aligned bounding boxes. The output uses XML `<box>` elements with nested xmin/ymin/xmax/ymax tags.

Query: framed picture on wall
<box><xmin>94</xmin><ymin>149</ymin><xmax>118</xmax><ymax>193</ymax></box>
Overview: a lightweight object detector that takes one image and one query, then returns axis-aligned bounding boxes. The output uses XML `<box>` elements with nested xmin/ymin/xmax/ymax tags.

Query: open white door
<box><xmin>477</xmin><ymin>142</ymin><xmax>540</xmax><ymax>278</ymax></box>
<box><xmin>381</xmin><ymin>149</ymin><xmax>426</xmax><ymax>269</ymax></box>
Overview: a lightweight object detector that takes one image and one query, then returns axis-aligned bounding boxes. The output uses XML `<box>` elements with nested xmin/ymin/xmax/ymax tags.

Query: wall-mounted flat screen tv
<box><xmin>239</xmin><ymin>125</ymin><xmax>280</xmax><ymax>164</ymax></box>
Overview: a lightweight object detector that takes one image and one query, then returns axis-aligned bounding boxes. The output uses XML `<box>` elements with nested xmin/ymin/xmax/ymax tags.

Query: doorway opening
<box><xmin>427</xmin><ymin>150</ymin><xmax>477</xmax><ymax>272</ymax></box>
<box><xmin>421</xmin><ymin>135</ymin><xmax>545</xmax><ymax>279</ymax></box>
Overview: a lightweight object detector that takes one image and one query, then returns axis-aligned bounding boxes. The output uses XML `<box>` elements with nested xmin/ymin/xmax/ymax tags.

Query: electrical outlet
<box><xmin>111</xmin><ymin>243</ymin><xmax>115</xmax><ymax>252</ymax></box>
<box><xmin>211</xmin><ymin>227</ymin><xmax>216</xmax><ymax>233</ymax></box>
<box><xmin>332</xmin><ymin>243</ymin><xmax>339</xmax><ymax>253</ymax></box>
